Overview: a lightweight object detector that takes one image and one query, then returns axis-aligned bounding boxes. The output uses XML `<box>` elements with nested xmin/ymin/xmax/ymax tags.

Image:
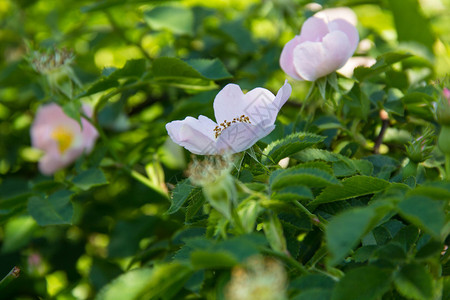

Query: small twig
<box><xmin>0</xmin><ymin>266</ymin><xmax>20</xmax><ymax>291</ymax></box>
<box><xmin>374</xmin><ymin>110</ymin><xmax>390</xmax><ymax>154</ymax></box>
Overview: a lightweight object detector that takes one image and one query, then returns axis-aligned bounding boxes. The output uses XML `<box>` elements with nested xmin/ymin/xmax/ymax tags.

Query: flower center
<box><xmin>51</xmin><ymin>126</ymin><xmax>74</xmax><ymax>153</ymax></box>
<box><xmin>213</xmin><ymin>115</ymin><xmax>251</xmax><ymax>138</ymax></box>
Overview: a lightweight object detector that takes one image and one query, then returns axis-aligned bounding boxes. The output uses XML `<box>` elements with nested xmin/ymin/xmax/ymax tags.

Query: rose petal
<box><xmin>314</xmin><ymin>7</ymin><xmax>358</xmax><ymax>26</ymax></box>
<box><xmin>166</xmin><ymin>116</ymin><xmax>218</xmax><ymax>155</ymax></box>
<box><xmin>216</xmin><ymin>122</ymin><xmax>275</xmax><ymax>153</ymax></box>
<box><xmin>213</xmin><ymin>84</ymin><xmax>246</xmax><ymax>124</ymax></box>
<box><xmin>299</xmin><ymin>17</ymin><xmax>329</xmax><ymax>42</ymax></box>
<box><xmin>293</xmin><ymin>30</ymin><xmax>351</xmax><ymax>81</ymax></box>
<box><xmin>328</xmin><ymin>19</ymin><xmax>359</xmax><ymax>54</ymax></box>
<box><xmin>280</xmin><ymin>36</ymin><xmax>304</xmax><ymax>80</ymax></box>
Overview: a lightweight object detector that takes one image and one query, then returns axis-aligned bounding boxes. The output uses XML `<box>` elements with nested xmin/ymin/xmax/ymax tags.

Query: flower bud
<box><xmin>405</xmin><ymin>130</ymin><xmax>435</xmax><ymax>163</ymax></box>
<box><xmin>436</xmin><ymin>87</ymin><xmax>450</xmax><ymax>126</ymax></box>
<box><xmin>438</xmin><ymin>125</ymin><xmax>450</xmax><ymax>155</ymax></box>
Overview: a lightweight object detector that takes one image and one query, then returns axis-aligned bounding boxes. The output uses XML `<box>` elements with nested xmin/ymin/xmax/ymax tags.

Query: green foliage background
<box><xmin>0</xmin><ymin>0</ymin><xmax>449</xmax><ymax>299</ymax></box>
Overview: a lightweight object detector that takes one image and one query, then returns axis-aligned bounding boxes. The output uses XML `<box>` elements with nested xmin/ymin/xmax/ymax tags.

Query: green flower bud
<box><xmin>405</xmin><ymin>129</ymin><xmax>435</xmax><ymax>163</ymax></box>
<box><xmin>436</xmin><ymin>88</ymin><xmax>450</xmax><ymax>126</ymax></box>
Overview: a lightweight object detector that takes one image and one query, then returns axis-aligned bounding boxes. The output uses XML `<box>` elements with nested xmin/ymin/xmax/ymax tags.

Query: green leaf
<box><xmin>311</xmin><ymin>176</ymin><xmax>390</xmax><ymax>205</ymax></box>
<box><xmin>144</xmin><ymin>5</ymin><xmax>193</xmax><ymax>35</ymax></box>
<box><xmin>81</xmin><ymin>0</ymin><xmax>171</xmax><ymax>12</ymax></box>
<box><xmin>326</xmin><ymin>206</ymin><xmax>387</xmax><ymax>266</ymax></box>
<box><xmin>166</xmin><ymin>180</ymin><xmax>195</xmax><ymax>214</ymax></box>
<box><xmin>96</xmin><ymin>263</ymin><xmax>192</xmax><ymax>300</ymax></box>
<box><xmin>270</xmin><ymin>167</ymin><xmax>340</xmax><ymax>191</ymax></box>
<box><xmin>394</xmin><ymin>263</ymin><xmax>434</xmax><ymax>300</ymax></box>
<box><xmin>331</xmin><ymin>266</ymin><xmax>392</xmax><ymax>300</ymax></box>
<box><xmin>185</xmin><ymin>59</ymin><xmax>232</xmax><ymax>80</ymax></box>
<box><xmin>28</xmin><ymin>190</ymin><xmax>74</xmax><ymax>226</ymax></box>
<box><xmin>293</xmin><ymin>290</ymin><xmax>332</xmax><ymax>300</ymax></box>
<box><xmin>190</xmin><ymin>250</ymin><xmax>238</xmax><ymax>269</ymax></box>
<box><xmin>397</xmin><ymin>195</ymin><xmax>445</xmax><ymax>238</ymax></box>
<box><xmin>62</xmin><ymin>101</ymin><xmax>82</xmax><ymax>126</ymax></box>
<box><xmin>263</xmin><ymin>132</ymin><xmax>324</xmax><ymax>164</ymax></box>
<box><xmin>354</xmin><ymin>52</ymin><xmax>412</xmax><ymax>81</ymax></box>
<box><xmin>73</xmin><ymin>168</ymin><xmax>108</xmax><ymax>191</ymax></box>
<box><xmin>272</xmin><ymin>186</ymin><xmax>313</xmax><ymax>201</ymax></box>
<box><xmin>1</xmin><ymin>216</ymin><xmax>38</xmax><ymax>253</ymax></box>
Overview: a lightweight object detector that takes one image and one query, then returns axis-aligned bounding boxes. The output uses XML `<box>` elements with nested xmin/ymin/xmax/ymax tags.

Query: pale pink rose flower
<box><xmin>314</xmin><ymin>7</ymin><xmax>358</xmax><ymax>26</ymax></box>
<box><xmin>280</xmin><ymin>9</ymin><xmax>359</xmax><ymax>81</ymax></box>
<box><xmin>30</xmin><ymin>103</ymin><xmax>99</xmax><ymax>175</ymax></box>
<box><xmin>166</xmin><ymin>81</ymin><xmax>292</xmax><ymax>155</ymax></box>
<box><xmin>338</xmin><ymin>56</ymin><xmax>376</xmax><ymax>77</ymax></box>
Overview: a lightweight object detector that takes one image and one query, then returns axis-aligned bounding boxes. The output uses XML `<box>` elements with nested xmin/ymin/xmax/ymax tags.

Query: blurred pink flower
<box><xmin>280</xmin><ymin>8</ymin><xmax>359</xmax><ymax>81</ymax></box>
<box><xmin>30</xmin><ymin>103</ymin><xmax>99</xmax><ymax>175</ymax></box>
<box><xmin>166</xmin><ymin>81</ymin><xmax>292</xmax><ymax>155</ymax></box>
<box><xmin>444</xmin><ymin>88</ymin><xmax>450</xmax><ymax>103</ymax></box>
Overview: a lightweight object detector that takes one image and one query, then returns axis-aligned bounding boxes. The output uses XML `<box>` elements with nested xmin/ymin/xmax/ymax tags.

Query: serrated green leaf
<box><xmin>263</xmin><ymin>132</ymin><xmax>324</xmax><ymax>164</ymax></box>
<box><xmin>96</xmin><ymin>263</ymin><xmax>192</xmax><ymax>300</ymax></box>
<box><xmin>394</xmin><ymin>263</ymin><xmax>434</xmax><ymax>300</ymax></box>
<box><xmin>397</xmin><ymin>195</ymin><xmax>445</xmax><ymax>238</ymax></box>
<box><xmin>270</xmin><ymin>168</ymin><xmax>340</xmax><ymax>191</ymax></box>
<box><xmin>272</xmin><ymin>186</ymin><xmax>313</xmax><ymax>201</ymax></box>
<box><xmin>144</xmin><ymin>5</ymin><xmax>193</xmax><ymax>35</ymax></box>
<box><xmin>28</xmin><ymin>190</ymin><xmax>74</xmax><ymax>226</ymax></box>
<box><xmin>73</xmin><ymin>168</ymin><xmax>108</xmax><ymax>191</ymax></box>
<box><xmin>166</xmin><ymin>180</ymin><xmax>195</xmax><ymax>214</ymax></box>
<box><xmin>331</xmin><ymin>266</ymin><xmax>392</xmax><ymax>300</ymax></box>
<box><xmin>311</xmin><ymin>176</ymin><xmax>390</xmax><ymax>205</ymax></box>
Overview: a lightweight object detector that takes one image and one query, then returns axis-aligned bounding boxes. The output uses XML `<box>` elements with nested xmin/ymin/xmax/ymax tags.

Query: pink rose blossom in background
<box><xmin>166</xmin><ymin>81</ymin><xmax>292</xmax><ymax>155</ymax></box>
<box><xmin>280</xmin><ymin>7</ymin><xmax>359</xmax><ymax>81</ymax></box>
<box><xmin>444</xmin><ymin>88</ymin><xmax>450</xmax><ymax>104</ymax></box>
<box><xmin>30</xmin><ymin>103</ymin><xmax>99</xmax><ymax>175</ymax></box>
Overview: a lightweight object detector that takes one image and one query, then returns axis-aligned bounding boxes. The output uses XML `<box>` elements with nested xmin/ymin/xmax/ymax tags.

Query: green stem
<box><xmin>446</xmin><ymin>154</ymin><xmax>450</xmax><ymax>180</ymax></box>
<box><xmin>261</xmin><ymin>248</ymin><xmax>308</xmax><ymax>275</ymax></box>
<box><xmin>292</xmin><ymin>201</ymin><xmax>326</xmax><ymax>231</ymax></box>
<box><xmin>0</xmin><ymin>266</ymin><xmax>20</xmax><ymax>291</ymax></box>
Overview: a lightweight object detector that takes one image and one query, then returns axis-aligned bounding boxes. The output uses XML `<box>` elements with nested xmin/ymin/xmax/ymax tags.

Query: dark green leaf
<box><xmin>332</xmin><ymin>266</ymin><xmax>392</xmax><ymax>300</ymax></box>
<box><xmin>166</xmin><ymin>180</ymin><xmax>195</xmax><ymax>214</ymax></box>
<box><xmin>397</xmin><ymin>195</ymin><xmax>445</xmax><ymax>238</ymax></box>
<box><xmin>270</xmin><ymin>167</ymin><xmax>340</xmax><ymax>191</ymax></box>
<box><xmin>394</xmin><ymin>263</ymin><xmax>434</xmax><ymax>300</ymax></box>
<box><xmin>27</xmin><ymin>190</ymin><xmax>74</xmax><ymax>226</ymax></box>
<box><xmin>185</xmin><ymin>59</ymin><xmax>232</xmax><ymax>80</ymax></box>
<box><xmin>311</xmin><ymin>176</ymin><xmax>390</xmax><ymax>205</ymax></box>
<box><xmin>73</xmin><ymin>168</ymin><xmax>108</xmax><ymax>191</ymax></box>
<box><xmin>263</xmin><ymin>132</ymin><xmax>324</xmax><ymax>164</ymax></box>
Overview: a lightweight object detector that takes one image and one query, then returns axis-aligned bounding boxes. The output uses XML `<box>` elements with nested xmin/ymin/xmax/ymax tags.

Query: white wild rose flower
<box><xmin>166</xmin><ymin>81</ymin><xmax>292</xmax><ymax>155</ymax></box>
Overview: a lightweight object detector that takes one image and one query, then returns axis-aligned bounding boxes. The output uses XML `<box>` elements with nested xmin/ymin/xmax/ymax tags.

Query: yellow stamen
<box><xmin>214</xmin><ymin>114</ymin><xmax>251</xmax><ymax>138</ymax></box>
<box><xmin>51</xmin><ymin>126</ymin><xmax>74</xmax><ymax>153</ymax></box>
